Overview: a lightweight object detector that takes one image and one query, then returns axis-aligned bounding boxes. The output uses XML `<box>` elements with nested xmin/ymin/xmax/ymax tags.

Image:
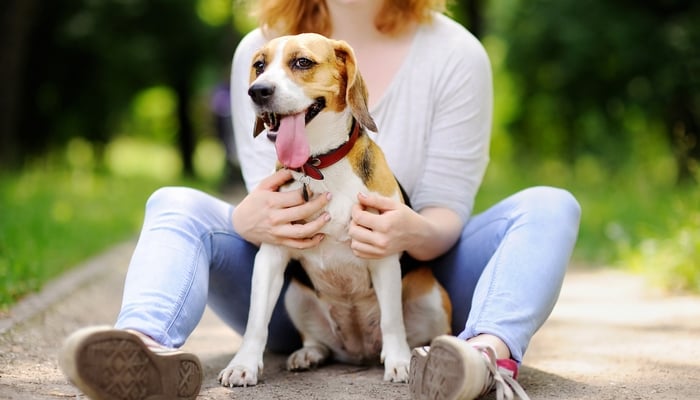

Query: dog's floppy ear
<box><xmin>253</xmin><ymin>117</ymin><xmax>265</xmax><ymax>137</ymax></box>
<box><xmin>334</xmin><ymin>40</ymin><xmax>378</xmax><ymax>132</ymax></box>
<box><xmin>250</xmin><ymin>48</ymin><xmax>267</xmax><ymax>137</ymax></box>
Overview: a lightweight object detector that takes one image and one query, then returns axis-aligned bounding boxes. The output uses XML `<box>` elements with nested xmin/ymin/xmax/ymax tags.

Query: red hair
<box><xmin>243</xmin><ymin>0</ymin><xmax>448</xmax><ymax>37</ymax></box>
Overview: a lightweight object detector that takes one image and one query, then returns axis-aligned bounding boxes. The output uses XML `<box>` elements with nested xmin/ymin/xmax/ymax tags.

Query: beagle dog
<box><xmin>218</xmin><ymin>33</ymin><xmax>452</xmax><ymax>387</ymax></box>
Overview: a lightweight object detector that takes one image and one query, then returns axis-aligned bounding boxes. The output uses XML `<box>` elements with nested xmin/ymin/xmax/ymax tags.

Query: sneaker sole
<box><xmin>409</xmin><ymin>335</ymin><xmax>488</xmax><ymax>400</ymax></box>
<box><xmin>59</xmin><ymin>327</ymin><xmax>202</xmax><ymax>400</ymax></box>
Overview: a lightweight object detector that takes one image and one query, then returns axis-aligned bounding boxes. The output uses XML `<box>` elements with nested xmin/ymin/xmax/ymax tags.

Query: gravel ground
<box><xmin>1</xmin><ymin>224</ymin><xmax>699</xmax><ymax>399</ymax></box>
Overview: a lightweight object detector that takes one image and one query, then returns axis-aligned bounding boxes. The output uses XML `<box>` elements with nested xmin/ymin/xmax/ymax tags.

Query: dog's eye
<box><xmin>253</xmin><ymin>60</ymin><xmax>265</xmax><ymax>76</ymax></box>
<box><xmin>292</xmin><ymin>57</ymin><xmax>315</xmax><ymax>70</ymax></box>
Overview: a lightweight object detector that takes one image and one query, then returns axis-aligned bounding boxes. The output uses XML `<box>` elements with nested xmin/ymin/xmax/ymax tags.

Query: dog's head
<box><xmin>248</xmin><ymin>33</ymin><xmax>377</xmax><ymax>169</ymax></box>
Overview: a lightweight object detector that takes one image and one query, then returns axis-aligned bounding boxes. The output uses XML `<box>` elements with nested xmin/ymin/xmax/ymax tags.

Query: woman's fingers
<box><xmin>272</xmin><ymin>210</ymin><xmax>331</xmax><ymax>240</ymax></box>
<box><xmin>258</xmin><ymin>169</ymin><xmax>294</xmax><ymax>191</ymax></box>
<box><xmin>261</xmin><ymin>191</ymin><xmax>332</xmax><ymax>246</ymax></box>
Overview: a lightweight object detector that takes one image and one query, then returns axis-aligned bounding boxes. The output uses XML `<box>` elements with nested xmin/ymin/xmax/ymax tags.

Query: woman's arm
<box><xmin>349</xmin><ymin>193</ymin><xmax>462</xmax><ymax>261</ymax></box>
<box><xmin>349</xmin><ymin>19</ymin><xmax>493</xmax><ymax>261</ymax></box>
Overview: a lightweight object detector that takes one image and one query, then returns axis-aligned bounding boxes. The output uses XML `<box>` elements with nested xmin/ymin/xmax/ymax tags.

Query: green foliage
<box><xmin>0</xmin><ymin>139</ymin><xmax>223</xmax><ymax>309</ymax></box>
<box><xmin>497</xmin><ymin>0</ymin><xmax>700</xmax><ymax>178</ymax></box>
<box><xmin>457</xmin><ymin>0</ymin><xmax>700</xmax><ymax>292</ymax></box>
<box><xmin>474</xmin><ymin>150</ymin><xmax>700</xmax><ymax>291</ymax></box>
<box><xmin>621</xmin><ymin>190</ymin><xmax>700</xmax><ymax>293</ymax></box>
<box><xmin>196</xmin><ymin>0</ymin><xmax>234</xmax><ymax>27</ymax></box>
<box><xmin>9</xmin><ymin>0</ymin><xmax>238</xmax><ymax>165</ymax></box>
<box><xmin>127</xmin><ymin>86</ymin><xmax>179</xmax><ymax>143</ymax></box>
<box><xmin>0</xmin><ymin>167</ymin><xmax>148</xmax><ymax>308</ymax></box>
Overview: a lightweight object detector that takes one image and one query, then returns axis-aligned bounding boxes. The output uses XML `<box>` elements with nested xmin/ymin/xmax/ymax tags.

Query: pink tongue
<box><xmin>275</xmin><ymin>112</ymin><xmax>310</xmax><ymax>169</ymax></box>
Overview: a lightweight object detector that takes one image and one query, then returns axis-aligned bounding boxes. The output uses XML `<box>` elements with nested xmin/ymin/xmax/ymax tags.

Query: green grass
<box><xmin>477</xmin><ymin>31</ymin><xmax>700</xmax><ymax>293</ymax></box>
<box><xmin>0</xmin><ymin>137</ymin><xmax>224</xmax><ymax>309</ymax></box>
<box><xmin>474</xmin><ymin>156</ymin><xmax>700</xmax><ymax>293</ymax></box>
<box><xmin>1</xmin><ymin>169</ymin><xmax>158</xmax><ymax>307</ymax></box>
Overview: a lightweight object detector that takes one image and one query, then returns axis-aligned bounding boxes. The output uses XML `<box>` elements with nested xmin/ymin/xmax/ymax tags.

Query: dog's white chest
<box><xmin>287</xmin><ymin>163</ymin><xmax>368</xmax><ymax>242</ymax></box>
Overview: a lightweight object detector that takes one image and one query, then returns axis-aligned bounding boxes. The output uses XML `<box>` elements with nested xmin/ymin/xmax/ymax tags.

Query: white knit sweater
<box><xmin>230</xmin><ymin>13</ymin><xmax>493</xmax><ymax>223</ymax></box>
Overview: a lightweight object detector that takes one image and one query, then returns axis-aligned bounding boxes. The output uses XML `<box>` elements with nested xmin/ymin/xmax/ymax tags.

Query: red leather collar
<box><xmin>295</xmin><ymin>119</ymin><xmax>361</xmax><ymax>180</ymax></box>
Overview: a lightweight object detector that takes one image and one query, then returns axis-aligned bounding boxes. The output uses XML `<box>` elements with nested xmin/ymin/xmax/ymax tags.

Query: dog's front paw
<box><xmin>287</xmin><ymin>345</ymin><xmax>330</xmax><ymax>371</ymax></box>
<box><xmin>383</xmin><ymin>356</ymin><xmax>410</xmax><ymax>383</ymax></box>
<box><xmin>218</xmin><ymin>358</ymin><xmax>261</xmax><ymax>387</ymax></box>
<box><xmin>382</xmin><ymin>343</ymin><xmax>412</xmax><ymax>383</ymax></box>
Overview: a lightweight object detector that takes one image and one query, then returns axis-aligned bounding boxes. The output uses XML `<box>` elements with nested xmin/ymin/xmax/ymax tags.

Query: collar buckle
<box><xmin>295</xmin><ymin>119</ymin><xmax>361</xmax><ymax>181</ymax></box>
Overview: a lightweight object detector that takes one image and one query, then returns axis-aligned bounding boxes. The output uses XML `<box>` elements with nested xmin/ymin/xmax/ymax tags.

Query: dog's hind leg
<box><xmin>401</xmin><ymin>267</ymin><xmax>452</xmax><ymax>348</ymax></box>
<box><xmin>284</xmin><ymin>279</ymin><xmax>333</xmax><ymax>370</ymax></box>
<box><xmin>287</xmin><ymin>338</ymin><xmax>331</xmax><ymax>371</ymax></box>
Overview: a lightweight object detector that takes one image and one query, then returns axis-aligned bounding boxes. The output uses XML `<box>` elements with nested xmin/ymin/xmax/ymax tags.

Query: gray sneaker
<box><xmin>58</xmin><ymin>326</ymin><xmax>202</xmax><ymax>400</ymax></box>
<box><xmin>409</xmin><ymin>335</ymin><xmax>530</xmax><ymax>400</ymax></box>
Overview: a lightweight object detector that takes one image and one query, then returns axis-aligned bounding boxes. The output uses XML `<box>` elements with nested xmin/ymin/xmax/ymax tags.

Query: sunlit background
<box><xmin>1</xmin><ymin>0</ymin><xmax>698</xmax><ymax>308</ymax></box>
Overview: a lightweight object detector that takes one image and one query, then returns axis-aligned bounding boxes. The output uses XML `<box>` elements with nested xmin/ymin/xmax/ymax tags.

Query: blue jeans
<box><xmin>115</xmin><ymin>186</ymin><xmax>580</xmax><ymax>363</ymax></box>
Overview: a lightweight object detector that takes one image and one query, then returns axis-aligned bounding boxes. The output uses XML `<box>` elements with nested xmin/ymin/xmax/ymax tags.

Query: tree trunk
<box><xmin>671</xmin><ymin>107</ymin><xmax>699</xmax><ymax>184</ymax></box>
<box><xmin>175</xmin><ymin>80</ymin><xmax>195</xmax><ymax>177</ymax></box>
<box><xmin>465</xmin><ymin>0</ymin><xmax>485</xmax><ymax>38</ymax></box>
<box><xmin>0</xmin><ymin>0</ymin><xmax>38</xmax><ymax>167</ymax></box>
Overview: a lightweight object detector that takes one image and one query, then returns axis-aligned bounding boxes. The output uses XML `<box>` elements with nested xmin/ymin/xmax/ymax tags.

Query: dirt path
<box><xmin>1</xmin><ymin>239</ymin><xmax>699</xmax><ymax>399</ymax></box>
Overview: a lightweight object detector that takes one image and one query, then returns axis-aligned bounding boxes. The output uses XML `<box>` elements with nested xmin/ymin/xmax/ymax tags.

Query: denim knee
<box><xmin>146</xmin><ymin>186</ymin><xmax>207</xmax><ymax>215</ymax></box>
<box><xmin>144</xmin><ymin>187</ymin><xmax>228</xmax><ymax>236</ymax></box>
<box><xmin>517</xmin><ymin>186</ymin><xmax>581</xmax><ymax>228</ymax></box>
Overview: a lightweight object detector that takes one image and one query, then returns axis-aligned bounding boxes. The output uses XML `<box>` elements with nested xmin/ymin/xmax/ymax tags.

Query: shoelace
<box><xmin>472</xmin><ymin>344</ymin><xmax>531</xmax><ymax>400</ymax></box>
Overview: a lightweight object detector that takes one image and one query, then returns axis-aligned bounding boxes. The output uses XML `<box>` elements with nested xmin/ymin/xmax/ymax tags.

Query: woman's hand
<box><xmin>232</xmin><ymin>169</ymin><xmax>331</xmax><ymax>249</ymax></box>
<box><xmin>348</xmin><ymin>192</ymin><xmax>417</xmax><ymax>259</ymax></box>
<box><xmin>349</xmin><ymin>192</ymin><xmax>464</xmax><ymax>261</ymax></box>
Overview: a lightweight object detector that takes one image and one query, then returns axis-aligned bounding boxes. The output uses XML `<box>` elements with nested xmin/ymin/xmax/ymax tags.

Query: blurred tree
<box><xmin>501</xmin><ymin>0</ymin><xmax>699</xmax><ymax>182</ymax></box>
<box><xmin>467</xmin><ymin>0</ymin><xmax>486</xmax><ymax>38</ymax></box>
<box><xmin>0</xmin><ymin>0</ymin><xmax>238</xmax><ymax>176</ymax></box>
<box><xmin>450</xmin><ymin>0</ymin><xmax>486</xmax><ymax>38</ymax></box>
<box><xmin>0</xmin><ymin>0</ymin><xmax>38</xmax><ymax>166</ymax></box>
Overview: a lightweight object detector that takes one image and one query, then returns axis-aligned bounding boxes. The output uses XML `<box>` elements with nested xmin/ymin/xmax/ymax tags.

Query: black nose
<box><xmin>248</xmin><ymin>83</ymin><xmax>275</xmax><ymax>105</ymax></box>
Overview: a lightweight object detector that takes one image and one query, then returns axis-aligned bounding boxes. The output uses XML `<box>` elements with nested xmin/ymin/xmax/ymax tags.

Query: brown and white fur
<box><xmin>218</xmin><ymin>33</ymin><xmax>451</xmax><ymax>387</ymax></box>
